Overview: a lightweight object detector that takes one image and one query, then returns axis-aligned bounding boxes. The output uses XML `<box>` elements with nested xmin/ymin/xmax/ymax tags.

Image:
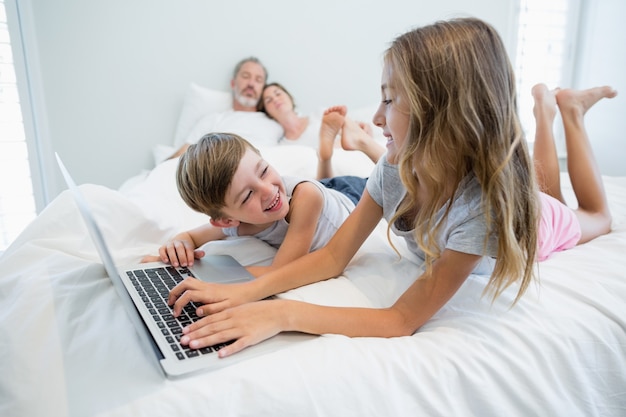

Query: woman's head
<box><xmin>177</xmin><ymin>132</ymin><xmax>261</xmax><ymax>219</ymax></box>
<box><xmin>258</xmin><ymin>82</ymin><xmax>296</xmax><ymax>120</ymax></box>
<box><xmin>381</xmin><ymin>17</ymin><xmax>538</xmax><ymax>303</ymax></box>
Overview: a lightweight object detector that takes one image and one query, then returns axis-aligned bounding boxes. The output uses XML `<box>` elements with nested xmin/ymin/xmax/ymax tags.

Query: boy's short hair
<box><xmin>176</xmin><ymin>132</ymin><xmax>260</xmax><ymax>219</ymax></box>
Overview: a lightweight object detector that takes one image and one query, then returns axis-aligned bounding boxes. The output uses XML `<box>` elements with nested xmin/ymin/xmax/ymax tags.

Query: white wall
<box><xmin>573</xmin><ymin>0</ymin><xmax>626</xmax><ymax>177</ymax></box>
<box><xmin>20</xmin><ymin>0</ymin><xmax>516</xmax><ymax>198</ymax></box>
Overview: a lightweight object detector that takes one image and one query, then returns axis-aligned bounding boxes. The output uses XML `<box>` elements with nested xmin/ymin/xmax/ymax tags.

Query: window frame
<box><xmin>5</xmin><ymin>0</ymin><xmax>54</xmax><ymax>213</ymax></box>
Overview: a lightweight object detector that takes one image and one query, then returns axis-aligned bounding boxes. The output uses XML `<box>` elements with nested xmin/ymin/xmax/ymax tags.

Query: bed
<box><xmin>1</xmin><ymin>85</ymin><xmax>625</xmax><ymax>417</ymax></box>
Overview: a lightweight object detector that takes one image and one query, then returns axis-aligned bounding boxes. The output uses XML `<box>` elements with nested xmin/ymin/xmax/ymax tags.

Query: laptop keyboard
<box><xmin>126</xmin><ymin>266</ymin><xmax>232</xmax><ymax>360</ymax></box>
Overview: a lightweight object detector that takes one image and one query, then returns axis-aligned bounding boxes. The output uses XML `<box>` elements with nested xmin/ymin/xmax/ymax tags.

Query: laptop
<box><xmin>55</xmin><ymin>153</ymin><xmax>314</xmax><ymax>378</ymax></box>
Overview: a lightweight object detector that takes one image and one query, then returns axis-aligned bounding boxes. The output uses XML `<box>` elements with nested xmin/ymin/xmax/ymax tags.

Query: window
<box><xmin>514</xmin><ymin>0</ymin><xmax>582</xmax><ymax>153</ymax></box>
<box><xmin>0</xmin><ymin>0</ymin><xmax>36</xmax><ymax>252</ymax></box>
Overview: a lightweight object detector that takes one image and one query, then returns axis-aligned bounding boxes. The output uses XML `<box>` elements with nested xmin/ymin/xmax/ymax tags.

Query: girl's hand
<box><xmin>168</xmin><ymin>278</ymin><xmax>254</xmax><ymax>317</ymax></box>
<box><xmin>179</xmin><ymin>299</ymin><xmax>288</xmax><ymax>357</ymax></box>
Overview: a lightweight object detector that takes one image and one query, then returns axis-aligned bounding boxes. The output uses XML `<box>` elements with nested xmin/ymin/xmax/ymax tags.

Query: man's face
<box><xmin>232</xmin><ymin>61</ymin><xmax>266</xmax><ymax>110</ymax></box>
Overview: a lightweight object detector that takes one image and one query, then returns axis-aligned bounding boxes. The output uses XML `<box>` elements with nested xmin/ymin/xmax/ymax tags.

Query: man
<box><xmin>169</xmin><ymin>57</ymin><xmax>283</xmax><ymax>159</ymax></box>
<box><xmin>230</xmin><ymin>57</ymin><xmax>267</xmax><ymax>111</ymax></box>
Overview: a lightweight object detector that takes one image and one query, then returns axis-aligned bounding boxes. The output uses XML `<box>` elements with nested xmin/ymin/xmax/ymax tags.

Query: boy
<box><xmin>143</xmin><ymin>132</ymin><xmax>365</xmax><ymax>277</ymax></box>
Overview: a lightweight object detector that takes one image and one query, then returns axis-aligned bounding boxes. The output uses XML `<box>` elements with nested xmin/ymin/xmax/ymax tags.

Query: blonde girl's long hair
<box><xmin>387</xmin><ymin>18</ymin><xmax>540</xmax><ymax>304</ymax></box>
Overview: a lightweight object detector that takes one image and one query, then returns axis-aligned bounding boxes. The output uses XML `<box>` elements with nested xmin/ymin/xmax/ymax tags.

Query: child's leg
<box><xmin>556</xmin><ymin>86</ymin><xmax>617</xmax><ymax>243</ymax></box>
<box><xmin>318</xmin><ymin>106</ymin><xmax>346</xmax><ymax>179</ymax></box>
<box><xmin>340</xmin><ymin>118</ymin><xmax>385</xmax><ymax>164</ymax></box>
<box><xmin>532</xmin><ymin>84</ymin><xmax>564</xmax><ymax>202</ymax></box>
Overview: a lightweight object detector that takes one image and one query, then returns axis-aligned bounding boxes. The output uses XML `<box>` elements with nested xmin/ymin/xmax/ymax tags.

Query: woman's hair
<box><xmin>387</xmin><ymin>17</ymin><xmax>539</xmax><ymax>304</ymax></box>
<box><xmin>176</xmin><ymin>132</ymin><xmax>261</xmax><ymax>219</ymax></box>
<box><xmin>257</xmin><ymin>82</ymin><xmax>296</xmax><ymax>117</ymax></box>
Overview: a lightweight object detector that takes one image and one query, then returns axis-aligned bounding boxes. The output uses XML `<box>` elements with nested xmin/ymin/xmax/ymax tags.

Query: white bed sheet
<box><xmin>1</xmin><ymin>146</ymin><xmax>625</xmax><ymax>417</ymax></box>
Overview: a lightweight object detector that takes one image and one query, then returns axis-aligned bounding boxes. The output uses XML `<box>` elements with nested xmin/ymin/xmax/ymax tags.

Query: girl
<box><xmin>167</xmin><ymin>18</ymin><xmax>614</xmax><ymax>357</ymax></box>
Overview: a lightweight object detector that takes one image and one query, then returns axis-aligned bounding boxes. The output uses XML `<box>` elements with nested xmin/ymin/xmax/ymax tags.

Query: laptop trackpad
<box><xmin>189</xmin><ymin>255</ymin><xmax>254</xmax><ymax>284</ymax></box>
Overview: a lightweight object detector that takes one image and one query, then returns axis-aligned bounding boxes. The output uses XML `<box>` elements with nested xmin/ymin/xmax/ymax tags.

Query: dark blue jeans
<box><xmin>319</xmin><ymin>176</ymin><xmax>367</xmax><ymax>206</ymax></box>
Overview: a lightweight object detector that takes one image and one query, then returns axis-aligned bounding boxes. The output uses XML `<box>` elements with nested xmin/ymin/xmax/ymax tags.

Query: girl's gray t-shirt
<box><xmin>366</xmin><ymin>157</ymin><xmax>497</xmax><ymax>275</ymax></box>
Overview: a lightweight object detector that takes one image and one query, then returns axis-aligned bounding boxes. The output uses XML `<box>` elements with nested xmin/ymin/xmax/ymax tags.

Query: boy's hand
<box><xmin>158</xmin><ymin>239</ymin><xmax>204</xmax><ymax>267</ymax></box>
<box><xmin>140</xmin><ymin>254</ymin><xmax>161</xmax><ymax>263</ymax></box>
<box><xmin>140</xmin><ymin>240</ymin><xmax>204</xmax><ymax>266</ymax></box>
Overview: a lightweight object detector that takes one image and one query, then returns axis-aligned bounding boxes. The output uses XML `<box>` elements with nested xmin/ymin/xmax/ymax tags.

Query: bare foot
<box><xmin>340</xmin><ymin>118</ymin><xmax>373</xmax><ymax>151</ymax></box>
<box><xmin>357</xmin><ymin>121</ymin><xmax>372</xmax><ymax>136</ymax></box>
<box><xmin>323</xmin><ymin>105</ymin><xmax>347</xmax><ymax>117</ymax></box>
<box><xmin>319</xmin><ymin>111</ymin><xmax>345</xmax><ymax>161</ymax></box>
<box><xmin>556</xmin><ymin>86</ymin><xmax>618</xmax><ymax>118</ymax></box>
<box><xmin>531</xmin><ymin>83</ymin><xmax>558</xmax><ymax>123</ymax></box>
<box><xmin>339</xmin><ymin>117</ymin><xmax>385</xmax><ymax>164</ymax></box>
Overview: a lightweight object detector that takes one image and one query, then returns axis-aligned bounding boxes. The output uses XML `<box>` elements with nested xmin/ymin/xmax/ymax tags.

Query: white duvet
<box><xmin>1</xmin><ymin>145</ymin><xmax>625</xmax><ymax>417</ymax></box>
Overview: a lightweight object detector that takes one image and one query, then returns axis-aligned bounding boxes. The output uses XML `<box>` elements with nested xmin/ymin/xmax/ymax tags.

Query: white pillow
<box><xmin>257</xmin><ymin>145</ymin><xmax>318</xmax><ymax>179</ymax></box>
<box><xmin>173</xmin><ymin>83</ymin><xmax>231</xmax><ymax>148</ymax></box>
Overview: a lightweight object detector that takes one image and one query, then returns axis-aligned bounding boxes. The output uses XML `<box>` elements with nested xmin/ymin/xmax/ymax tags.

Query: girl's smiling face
<box><xmin>372</xmin><ymin>63</ymin><xmax>410</xmax><ymax>164</ymax></box>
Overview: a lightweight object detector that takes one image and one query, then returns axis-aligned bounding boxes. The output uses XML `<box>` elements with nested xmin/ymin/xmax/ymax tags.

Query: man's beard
<box><xmin>234</xmin><ymin>91</ymin><xmax>258</xmax><ymax>108</ymax></box>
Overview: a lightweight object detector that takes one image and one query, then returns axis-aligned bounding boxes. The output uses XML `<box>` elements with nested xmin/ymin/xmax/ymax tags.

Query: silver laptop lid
<box><xmin>55</xmin><ymin>152</ymin><xmax>167</xmax><ymax>377</ymax></box>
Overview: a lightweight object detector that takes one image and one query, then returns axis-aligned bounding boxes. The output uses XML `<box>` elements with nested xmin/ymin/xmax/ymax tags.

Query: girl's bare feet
<box><xmin>556</xmin><ymin>86</ymin><xmax>617</xmax><ymax>119</ymax></box>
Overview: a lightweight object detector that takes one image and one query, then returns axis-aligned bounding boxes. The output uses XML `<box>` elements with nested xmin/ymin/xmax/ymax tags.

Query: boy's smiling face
<box><xmin>218</xmin><ymin>148</ymin><xmax>289</xmax><ymax>226</ymax></box>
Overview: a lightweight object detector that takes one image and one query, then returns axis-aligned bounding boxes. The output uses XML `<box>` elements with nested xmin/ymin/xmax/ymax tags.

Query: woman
<box><xmin>258</xmin><ymin>82</ymin><xmax>385</xmax><ymax>178</ymax></box>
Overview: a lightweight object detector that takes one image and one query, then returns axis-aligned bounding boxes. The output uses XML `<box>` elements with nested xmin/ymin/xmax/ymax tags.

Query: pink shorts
<box><xmin>537</xmin><ymin>192</ymin><xmax>582</xmax><ymax>261</ymax></box>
